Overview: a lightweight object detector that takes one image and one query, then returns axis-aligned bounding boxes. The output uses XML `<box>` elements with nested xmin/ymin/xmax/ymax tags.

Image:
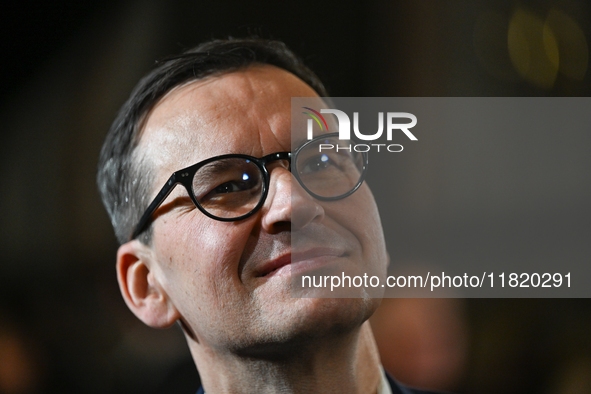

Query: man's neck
<box><xmin>191</xmin><ymin>321</ymin><xmax>382</xmax><ymax>394</ymax></box>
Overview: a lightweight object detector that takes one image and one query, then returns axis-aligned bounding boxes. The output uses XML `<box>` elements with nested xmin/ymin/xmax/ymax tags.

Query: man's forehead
<box><xmin>137</xmin><ymin>65</ymin><xmax>317</xmax><ymax>172</ymax></box>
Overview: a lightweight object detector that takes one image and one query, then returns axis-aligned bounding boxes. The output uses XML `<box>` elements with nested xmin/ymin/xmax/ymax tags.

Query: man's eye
<box><xmin>213</xmin><ymin>180</ymin><xmax>251</xmax><ymax>194</ymax></box>
<box><xmin>299</xmin><ymin>154</ymin><xmax>334</xmax><ymax>174</ymax></box>
<box><xmin>200</xmin><ymin>174</ymin><xmax>258</xmax><ymax>201</ymax></box>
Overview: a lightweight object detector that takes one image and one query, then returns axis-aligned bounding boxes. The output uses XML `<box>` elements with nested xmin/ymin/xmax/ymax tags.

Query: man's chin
<box><xmin>295</xmin><ymin>297</ymin><xmax>378</xmax><ymax>330</ymax></box>
<box><xmin>281</xmin><ymin>297</ymin><xmax>377</xmax><ymax>340</ymax></box>
<box><xmin>232</xmin><ymin>297</ymin><xmax>377</xmax><ymax>359</ymax></box>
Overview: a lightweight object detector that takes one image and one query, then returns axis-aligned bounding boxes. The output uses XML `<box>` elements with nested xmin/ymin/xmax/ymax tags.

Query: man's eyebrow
<box><xmin>194</xmin><ymin>159</ymin><xmax>244</xmax><ymax>181</ymax></box>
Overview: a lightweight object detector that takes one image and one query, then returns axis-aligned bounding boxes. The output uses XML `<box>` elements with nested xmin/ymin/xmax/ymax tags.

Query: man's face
<box><xmin>136</xmin><ymin>65</ymin><xmax>388</xmax><ymax>354</ymax></box>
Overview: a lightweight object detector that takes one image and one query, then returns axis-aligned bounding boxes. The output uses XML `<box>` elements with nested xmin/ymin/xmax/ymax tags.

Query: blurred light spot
<box><xmin>508</xmin><ymin>8</ymin><xmax>559</xmax><ymax>89</ymax></box>
<box><xmin>473</xmin><ymin>10</ymin><xmax>520</xmax><ymax>82</ymax></box>
<box><xmin>321</xmin><ymin>154</ymin><xmax>329</xmax><ymax>162</ymax></box>
<box><xmin>242</xmin><ymin>173</ymin><xmax>249</xmax><ymax>181</ymax></box>
<box><xmin>543</xmin><ymin>24</ymin><xmax>560</xmax><ymax>70</ymax></box>
<box><xmin>545</xmin><ymin>9</ymin><xmax>588</xmax><ymax>81</ymax></box>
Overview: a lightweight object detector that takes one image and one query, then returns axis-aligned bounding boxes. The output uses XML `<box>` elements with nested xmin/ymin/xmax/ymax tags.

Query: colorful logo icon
<box><xmin>302</xmin><ymin>107</ymin><xmax>329</xmax><ymax>139</ymax></box>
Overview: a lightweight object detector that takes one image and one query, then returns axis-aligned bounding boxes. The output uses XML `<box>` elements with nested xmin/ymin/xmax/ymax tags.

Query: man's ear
<box><xmin>116</xmin><ymin>240</ymin><xmax>181</xmax><ymax>328</ymax></box>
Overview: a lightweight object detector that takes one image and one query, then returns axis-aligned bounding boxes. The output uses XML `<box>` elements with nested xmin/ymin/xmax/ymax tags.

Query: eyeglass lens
<box><xmin>295</xmin><ymin>135</ymin><xmax>364</xmax><ymax>198</ymax></box>
<box><xmin>192</xmin><ymin>158</ymin><xmax>264</xmax><ymax>219</ymax></box>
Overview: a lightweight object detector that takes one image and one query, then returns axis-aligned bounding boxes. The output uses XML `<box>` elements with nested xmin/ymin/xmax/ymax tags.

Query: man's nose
<box><xmin>260</xmin><ymin>166</ymin><xmax>325</xmax><ymax>233</ymax></box>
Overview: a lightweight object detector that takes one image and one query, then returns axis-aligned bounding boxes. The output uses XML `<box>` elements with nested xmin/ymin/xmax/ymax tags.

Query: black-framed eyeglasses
<box><xmin>131</xmin><ymin>132</ymin><xmax>368</xmax><ymax>240</ymax></box>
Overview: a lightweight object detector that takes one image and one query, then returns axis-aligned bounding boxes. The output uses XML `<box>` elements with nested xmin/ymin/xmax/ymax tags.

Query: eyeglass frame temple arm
<box><xmin>130</xmin><ymin>173</ymin><xmax>181</xmax><ymax>241</ymax></box>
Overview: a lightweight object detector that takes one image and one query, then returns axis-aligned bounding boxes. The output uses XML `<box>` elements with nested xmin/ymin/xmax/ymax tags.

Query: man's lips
<box><xmin>257</xmin><ymin>248</ymin><xmax>345</xmax><ymax>279</ymax></box>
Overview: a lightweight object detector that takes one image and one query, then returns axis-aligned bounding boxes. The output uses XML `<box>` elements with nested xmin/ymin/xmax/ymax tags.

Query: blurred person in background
<box><xmin>371</xmin><ymin>298</ymin><xmax>468</xmax><ymax>392</ymax></box>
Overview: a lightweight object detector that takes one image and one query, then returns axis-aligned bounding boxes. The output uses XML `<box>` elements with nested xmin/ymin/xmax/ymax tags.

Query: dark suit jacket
<box><xmin>386</xmin><ymin>373</ymin><xmax>442</xmax><ymax>394</ymax></box>
<box><xmin>196</xmin><ymin>372</ymin><xmax>441</xmax><ymax>394</ymax></box>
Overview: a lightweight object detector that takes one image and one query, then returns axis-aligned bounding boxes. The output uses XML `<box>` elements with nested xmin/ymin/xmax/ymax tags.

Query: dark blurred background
<box><xmin>1</xmin><ymin>1</ymin><xmax>590</xmax><ymax>393</ymax></box>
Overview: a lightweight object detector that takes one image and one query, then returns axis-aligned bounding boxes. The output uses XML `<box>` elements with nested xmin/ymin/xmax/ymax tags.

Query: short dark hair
<box><xmin>97</xmin><ymin>38</ymin><xmax>328</xmax><ymax>244</ymax></box>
